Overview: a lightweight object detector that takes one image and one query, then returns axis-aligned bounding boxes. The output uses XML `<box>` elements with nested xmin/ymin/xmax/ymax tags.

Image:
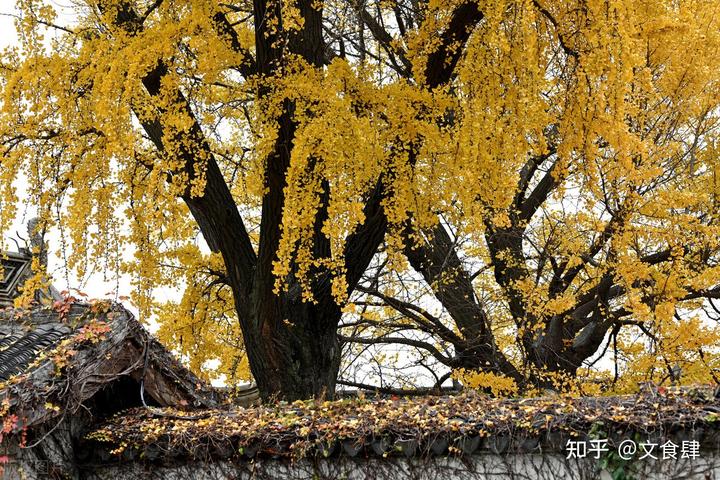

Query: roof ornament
<box><xmin>24</xmin><ymin>217</ymin><xmax>48</xmax><ymax>269</ymax></box>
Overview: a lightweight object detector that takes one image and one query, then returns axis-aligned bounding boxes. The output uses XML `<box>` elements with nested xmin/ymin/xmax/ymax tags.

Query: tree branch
<box><xmin>424</xmin><ymin>1</ymin><xmax>484</xmax><ymax>88</ymax></box>
<box><xmin>339</xmin><ymin>334</ymin><xmax>453</xmax><ymax>364</ymax></box>
<box><xmin>103</xmin><ymin>2</ymin><xmax>258</xmax><ymax>298</ymax></box>
<box><xmin>352</xmin><ymin>0</ymin><xmax>412</xmax><ymax>76</ymax></box>
<box><xmin>356</xmin><ymin>284</ymin><xmax>465</xmax><ymax>344</ymax></box>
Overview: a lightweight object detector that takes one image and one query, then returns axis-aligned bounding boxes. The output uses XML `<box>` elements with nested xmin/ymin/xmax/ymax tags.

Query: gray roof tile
<box><xmin>0</xmin><ymin>322</ymin><xmax>72</xmax><ymax>381</ymax></box>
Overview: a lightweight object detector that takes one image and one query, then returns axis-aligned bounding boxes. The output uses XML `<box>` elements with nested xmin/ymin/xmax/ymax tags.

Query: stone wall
<box><xmin>78</xmin><ymin>453</ymin><xmax>720</xmax><ymax>480</ymax></box>
<box><xmin>3</xmin><ymin>421</ymin><xmax>81</xmax><ymax>480</ymax></box>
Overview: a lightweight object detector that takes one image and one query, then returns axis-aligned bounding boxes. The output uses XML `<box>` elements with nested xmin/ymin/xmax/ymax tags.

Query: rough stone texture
<box><xmin>3</xmin><ymin>421</ymin><xmax>81</xmax><ymax>480</ymax></box>
<box><xmin>78</xmin><ymin>454</ymin><xmax>720</xmax><ymax>480</ymax></box>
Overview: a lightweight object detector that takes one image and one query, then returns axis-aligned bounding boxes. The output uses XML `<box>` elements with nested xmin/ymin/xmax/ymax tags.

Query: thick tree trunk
<box><xmin>239</xmin><ymin>293</ymin><xmax>342</xmax><ymax>400</ymax></box>
<box><xmin>105</xmin><ymin>0</ymin><xmax>487</xmax><ymax>401</ymax></box>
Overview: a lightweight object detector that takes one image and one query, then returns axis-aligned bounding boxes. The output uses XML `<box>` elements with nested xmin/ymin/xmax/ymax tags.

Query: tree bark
<box><xmin>101</xmin><ymin>0</ymin><xmax>487</xmax><ymax>400</ymax></box>
<box><xmin>403</xmin><ymin>221</ymin><xmax>522</xmax><ymax>383</ymax></box>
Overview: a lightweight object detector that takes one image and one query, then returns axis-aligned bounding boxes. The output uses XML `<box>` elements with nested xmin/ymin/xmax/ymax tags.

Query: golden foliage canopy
<box><xmin>0</xmin><ymin>0</ymin><xmax>719</xmax><ymax>393</ymax></box>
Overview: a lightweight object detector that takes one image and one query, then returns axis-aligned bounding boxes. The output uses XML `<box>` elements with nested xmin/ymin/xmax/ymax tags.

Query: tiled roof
<box><xmin>86</xmin><ymin>387</ymin><xmax>720</xmax><ymax>463</ymax></box>
<box><xmin>0</xmin><ymin>306</ymin><xmax>87</xmax><ymax>385</ymax></box>
<box><xmin>0</xmin><ymin>302</ymin><xmax>220</xmax><ymax>431</ymax></box>
<box><xmin>0</xmin><ymin>321</ymin><xmax>72</xmax><ymax>381</ymax></box>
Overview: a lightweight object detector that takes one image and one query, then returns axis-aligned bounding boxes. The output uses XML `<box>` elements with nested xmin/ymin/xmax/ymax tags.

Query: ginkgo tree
<box><xmin>0</xmin><ymin>0</ymin><xmax>718</xmax><ymax>400</ymax></box>
<box><xmin>339</xmin><ymin>0</ymin><xmax>720</xmax><ymax>394</ymax></box>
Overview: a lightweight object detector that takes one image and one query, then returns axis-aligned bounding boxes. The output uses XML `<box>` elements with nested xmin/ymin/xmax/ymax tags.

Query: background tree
<box><xmin>0</xmin><ymin>0</ymin><xmax>718</xmax><ymax>400</ymax></box>
<box><xmin>339</xmin><ymin>0</ymin><xmax>720</xmax><ymax>393</ymax></box>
